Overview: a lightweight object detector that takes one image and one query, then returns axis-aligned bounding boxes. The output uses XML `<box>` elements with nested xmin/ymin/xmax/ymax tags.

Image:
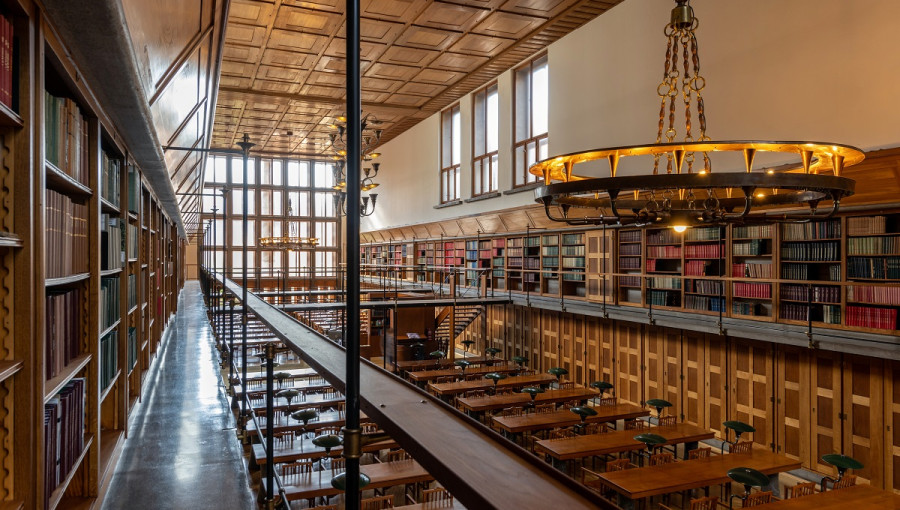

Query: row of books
<box><xmin>562</xmin><ymin>233</ymin><xmax>584</xmax><ymax>245</ymax></box>
<box><xmin>847</xmin><ymin>257</ymin><xmax>900</xmax><ymax>280</ymax></box>
<box><xmin>542</xmin><ymin>246</ymin><xmax>558</xmax><ymax>256</ymax></box>
<box><xmin>648</xmin><ymin>290</ymin><xmax>679</xmax><ymax>306</ymax></box>
<box><xmin>733</xmin><ymin>302</ymin><xmax>769</xmax><ymax>316</ymax></box>
<box><xmin>542</xmin><ymin>256</ymin><xmax>558</xmax><ymax>267</ymax></box>
<box><xmin>847</xmin><ymin>285</ymin><xmax>900</xmax><ymax>305</ymax></box>
<box><xmin>542</xmin><ymin>235</ymin><xmax>559</xmax><ymax>246</ymax></box>
<box><xmin>647</xmin><ymin>245</ymin><xmax>681</xmax><ymax>258</ymax></box>
<box><xmin>782</xmin><ymin>221</ymin><xmax>840</xmax><ymax>240</ymax></box>
<box><xmin>101</xmin><ymin>214</ymin><xmax>122</xmax><ymax>271</ymax></box>
<box><xmin>128</xmin><ymin>273</ymin><xmax>137</xmax><ymax>310</ymax></box>
<box><xmin>562</xmin><ymin>271</ymin><xmax>585</xmax><ymax>281</ymax></box>
<box><xmin>734</xmin><ymin>224</ymin><xmax>774</xmax><ymax>238</ymax></box>
<box><xmin>647</xmin><ymin>230</ymin><xmax>680</xmax><ymax>244</ymax></box>
<box><xmin>781</xmin><ymin>263</ymin><xmax>841</xmax><ymax>281</ymax></box>
<box><xmin>619</xmin><ymin>276</ymin><xmax>641</xmax><ymax>287</ymax></box>
<box><xmin>46</xmin><ymin>190</ymin><xmax>89</xmax><ymax>279</ymax></box>
<box><xmin>686</xmin><ymin>260</ymin><xmax>722</xmax><ymax>276</ymax></box>
<box><xmin>620</xmin><ymin>244</ymin><xmax>641</xmax><ymax>256</ymax></box>
<box><xmin>43</xmin><ymin>378</ymin><xmax>85</xmax><ymax>510</ymax></box>
<box><xmin>562</xmin><ymin>256</ymin><xmax>585</xmax><ymax>268</ymax></box>
<box><xmin>0</xmin><ymin>14</ymin><xmax>13</xmax><ymax>109</ymax></box>
<box><xmin>649</xmin><ymin>277</ymin><xmax>681</xmax><ymax>290</ymax></box>
<box><xmin>732</xmin><ymin>262</ymin><xmax>773</xmax><ymax>278</ymax></box>
<box><xmin>646</xmin><ymin>259</ymin><xmax>679</xmax><ymax>272</ymax></box>
<box><xmin>847</xmin><ymin>215</ymin><xmax>888</xmax><ymax>236</ymax></box>
<box><xmin>780</xmin><ymin>303</ymin><xmax>841</xmax><ymax>324</ymax></box>
<box><xmin>127</xmin><ymin>224</ymin><xmax>139</xmax><ymax>260</ymax></box>
<box><xmin>45</xmin><ymin>91</ymin><xmax>89</xmax><ymax>185</ymax></box>
<box><xmin>685</xmin><ymin>244</ymin><xmax>722</xmax><ymax>259</ymax></box>
<box><xmin>686</xmin><ymin>279</ymin><xmax>722</xmax><ymax>295</ymax></box>
<box><xmin>101</xmin><ymin>151</ymin><xmax>121</xmax><ymax>206</ymax></box>
<box><xmin>846</xmin><ymin>305</ymin><xmax>898</xmax><ymax>330</ymax></box>
<box><xmin>100</xmin><ymin>277</ymin><xmax>120</xmax><ymax>330</ymax></box>
<box><xmin>561</xmin><ymin>245</ymin><xmax>585</xmax><ymax>256</ymax></box>
<box><xmin>733</xmin><ymin>239</ymin><xmax>768</xmax><ymax>256</ymax></box>
<box><xmin>685</xmin><ymin>295</ymin><xmax>725</xmax><ymax>311</ymax></box>
<box><xmin>100</xmin><ymin>330</ymin><xmax>118</xmax><ymax>391</ymax></box>
<box><xmin>127</xmin><ymin>327</ymin><xmax>138</xmax><ymax>371</ymax></box>
<box><xmin>685</xmin><ymin>227</ymin><xmax>723</xmax><ymax>241</ymax></box>
<box><xmin>733</xmin><ymin>282</ymin><xmax>772</xmax><ymax>299</ymax></box>
<box><xmin>781</xmin><ymin>241</ymin><xmax>840</xmax><ymax>261</ymax></box>
<box><xmin>781</xmin><ymin>284</ymin><xmax>840</xmax><ymax>303</ymax></box>
<box><xmin>524</xmin><ymin>258</ymin><xmax>540</xmax><ymax>269</ymax></box>
<box><xmin>45</xmin><ymin>289</ymin><xmax>82</xmax><ymax>380</ymax></box>
<box><xmin>127</xmin><ymin>165</ymin><xmax>140</xmax><ymax>213</ymax></box>
<box><xmin>619</xmin><ymin>230</ymin><xmax>641</xmax><ymax>243</ymax></box>
<box><xmin>847</xmin><ymin>236</ymin><xmax>900</xmax><ymax>255</ymax></box>
<box><xmin>507</xmin><ymin>247</ymin><xmax>524</xmax><ymax>257</ymax></box>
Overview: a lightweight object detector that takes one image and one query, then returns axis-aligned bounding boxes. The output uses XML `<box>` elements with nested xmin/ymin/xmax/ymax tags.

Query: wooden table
<box><xmin>750</xmin><ymin>484</ymin><xmax>900</xmax><ymax>508</ymax></box>
<box><xmin>427</xmin><ymin>373</ymin><xmax>556</xmax><ymax>397</ymax></box>
<box><xmin>274</xmin><ymin>459</ymin><xmax>434</xmax><ymax>501</ymax></box>
<box><xmin>393</xmin><ymin>500</ymin><xmax>467</xmax><ymax>510</ymax></box>
<box><xmin>234</xmin><ymin>379</ymin><xmax>333</xmax><ymax>399</ymax></box>
<box><xmin>534</xmin><ymin>423</ymin><xmax>714</xmax><ymax>462</ymax></box>
<box><xmin>245</xmin><ymin>410</ymin><xmax>369</xmax><ymax>438</ymax></box>
<box><xmin>251</xmin><ymin>437</ymin><xmax>398</xmax><ymax>466</ymax></box>
<box><xmin>249</xmin><ymin>394</ymin><xmax>344</xmax><ymax>415</ymax></box>
<box><xmin>406</xmin><ymin>363</ymin><xmax>519</xmax><ymax>384</ymax></box>
<box><xmin>492</xmin><ymin>403</ymin><xmax>648</xmax><ymax>435</ymax></box>
<box><xmin>397</xmin><ymin>356</ymin><xmax>501</xmax><ymax>372</ymax></box>
<box><xmin>599</xmin><ymin>449</ymin><xmax>801</xmax><ymax>509</ymax></box>
<box><xmin>456</xmin><ymin>387</ymin><xmax>599</xmax><ymax>415</ymax></box>
<box><xmin>241</xmin><ymin>367</ymin><xmax>317</xmax><ymax>383</ymax></box>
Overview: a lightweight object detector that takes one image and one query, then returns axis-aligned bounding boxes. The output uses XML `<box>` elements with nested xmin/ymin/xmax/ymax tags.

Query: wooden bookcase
<box><xmin>0</xmin><ymin>7</ymin><xmax>187</xmax><ymax>509</ymax></box>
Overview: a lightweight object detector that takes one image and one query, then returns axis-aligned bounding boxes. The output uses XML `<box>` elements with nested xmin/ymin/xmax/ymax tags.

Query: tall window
<box><xmin>473</xmin><ymin>83</ymin><xmax>499</xmax><ymax>196</ymax></box>
<box><xmin>513</xmin><ymin>53</ymin><xmax>549</xmax><ymax>187</ymax></box>
<box><xmin>440</xmin><ymin>104</ymin><xmax>461</xmax><ymax>203</ymax></box>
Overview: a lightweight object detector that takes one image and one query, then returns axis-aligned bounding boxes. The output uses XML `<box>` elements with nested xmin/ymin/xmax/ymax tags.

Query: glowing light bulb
<box><xmin>672</xmin><ymin>225</ymin><xmax>688</xmax><ymax>233</ymax></box>
<box><xmin>756</xmin><ymin>192</ymin><xmax>765</xmax><ymax>198</ymax></box>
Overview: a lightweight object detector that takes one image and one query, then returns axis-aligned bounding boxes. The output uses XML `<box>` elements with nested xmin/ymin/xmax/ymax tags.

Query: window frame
<box><xmin>472</xmin><ymin>82</ymin><xmax>499</xmax><ymax>197</ymax></box>
<box><xmin>512</xmin><ymin>53</ymin><xmax>549</xmax><ymax>188</ymax></box>
<box><xmin>440</xmin><ymin>103</ymin><xmax>461</xmax><ymax>204</ymax></box>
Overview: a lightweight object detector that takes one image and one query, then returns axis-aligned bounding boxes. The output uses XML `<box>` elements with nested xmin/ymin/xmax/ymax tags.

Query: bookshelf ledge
<box><xmin>45</xmin><ymin>162</ymin><xmax>92</xmax><ymax>197</ymax></box>
<box><xmin>99</xmin><ymin>369</ymin><xmax>121</xmax><ymax>403</ymax></box>
<box><xmin>100</xmin><ymin>320</ymin><xmax>120</xmax><ymax>339</ymax></box>
<box><xmin>47</xmin><ymin>434</ymin><xmax>94</xmax><ymax>510</ymax></box>
<box><xmin>0</xmin><ymin>359</ymin><xmax>23</xmax><ymax>383</ymax></box>
<box><xmin>0</xmin><ymin>500</ymin><xmax>24</xmax><ymax>510</ymax></box>
<box><xmin>45</xmin><ymin>272</ymin><xmax>90</xmax><ymax>288</ymax></box>
<box><xmin>99</xmin><ymin>197</ymin><xmax>120</xmax><ymax>214</ymax></box>
<box><xmin>44</xmin><ymin>354</ymin><xmax>92</xmax><ymax>402</ymax></box>
<box><xmin>128</xmin><ymin>305</ymin><xmax>138</xmax><ymax>315</ymax></box>
<box><xmin>0</xmin><ymin>232</ymin><xmax>22</xmax><ymax>248</ymax></box>
<box><xmin>127</xmin><ymin>211</ymin><xmax>138</xmax><ymax>221</ymax></box>
<box><xmin>100</xmin><ymin>268</ymin><xmax>122</xmax><ymax>277</ymax></box>
<box><xmin>0</xmin><ymin>101</ymin><xmax>23</xmax><ymax>128</ymax></box>
<box><xmin>99</xmin><ymin>428</ymin><xmax>125</xmax><ymax>481</ymax></box>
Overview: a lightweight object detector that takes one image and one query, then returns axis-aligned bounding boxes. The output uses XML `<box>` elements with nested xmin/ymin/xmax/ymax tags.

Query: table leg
<box><xmin>683</xmin><ymin>440</ymin><xmax>698</xmax><ymax>460</ymax></box>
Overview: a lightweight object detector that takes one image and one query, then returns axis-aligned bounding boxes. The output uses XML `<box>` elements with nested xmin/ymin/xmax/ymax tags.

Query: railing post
<box><xmin>264</xmin><ymin>341</ymin><xmax>276</xmax><ymax>509</ymax></box>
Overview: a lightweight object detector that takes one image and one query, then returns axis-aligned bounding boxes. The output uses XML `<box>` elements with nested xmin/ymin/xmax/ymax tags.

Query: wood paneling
<box><xmin>705</xmin><ymin>334</ymin><xmax>728</xmax><ymax>439</ymax></box>
<box><xmin>884</xmin><ymin>361</ymin><xmax>900</xmax><ymax>492</ymax></box>
<box><xmin>615</xmin><ymin>321</ymin><xmax>641</xmax><ymax>406</ymax></box>
<box><xmin>776</xmin><ymin>345</ymin><xmax>809</xmax><ymax>464</ymax></box>
<box><xmin>729</xmin><ymin>338</ymin><xmax>775</xmax><ymax>449</ymax></box>
<box><xmin>810</xmin><ymin>350</ymin><xmax>843</xmax><ymax>474</ymax></box>
<box><xmin>843</xmin><ymin>355</ymin><xmax>884</xmax><ymax>486</ymax></box>
<box><xmin>682</xmin><ymin>330</ymin><xmax>705</xmax><ymax>427</ymax></box>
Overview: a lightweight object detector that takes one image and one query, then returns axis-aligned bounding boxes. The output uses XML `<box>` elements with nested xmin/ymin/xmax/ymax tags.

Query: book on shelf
<box><xmin>732</xmin><ymin>282</ymin><xmax>772</xmax><ymax>299</ymax></box>
<box><xmin>128</xmin><ymin>273</ymin><xmax>136</xmax><ymax>310</ymax></box>
<box><xmin>647</xmin><ymin>230</ymin><xmax>680</xmax><ymax>244</ymax></box>
<box><xmin>127</xmin><ymin>164</ymin><xmax>140</xmax><ymax>213</ymax></box>
<box><xmin>847</xmin><ymin>285</ymin><xmax>900</xmax><ymax>305</ymax></box>
<box><xmin>647</xmin><ymin>245</ymin><xmax>681</xmax><ymax>258</ymax></box>
<box><xmin>127</xmin><ymin>223</ymin><xmax>138</xmax><ymax>260</ymax></box>
<box><xmin>686</xmin><ymin>279</ymin><xmax>722</xmax><ymax>294</ymax></box>
<box><xmin>781</xmin><ymin>220</ymin><xmax>840</xmax><ymax>240</ymax></box>
<box><xmin>847</xmin><ymin>236</ymin><xmax>900</xmax><ymax>255</ymax></box>
<box><xmin>101</xmin><ymin>152</ymin><xmax>121</xmax><ymax>206</ymax></box>
<box><xmin>46</xmin><ymin>190</ymin><xmax>89</xmax><ymax>278</ymax></box>
<box><xmin>45</xmin><ymin>91</ymin><xmax>89</xmax><ymax>185</ymax></box>
<box><xmin>100</xmin><ymin>276</ymin><xmax>120</xmax><ymax>330</ymax></box>
<box><xmin>100</xmin><ymin>330</ymin><xmax>118</xmax><ymax>390</ymax></box>
<box><xmin>847</xmin><ymin>256</ymin><xmax>900</xmax><ymax>280</ymax></box>
<box><xmin>846</xmin><ymin>305</ymin><xmax>898</xmax><ymax>330</ymax></box>
<box><xmin>780</xmin><ymin>303</ymin><xmax>841</xmax><ymax>324</ymax></box>
<box><xmin>733</xmin><ymin>301</ymin><xmax>767</xmax><ymax>316</ymax></box>
<box><xmin>781</xmin><ymin>241</ymin><xmax>840</xmax><ymax>261</ymax></box>
<box><xmin>781</xmin><ymin>284</ymin><xmax>839</xmax><ymax>303</ymax></box>
<box><xmin>619</xmin><ymin>230</ymin><xmax>641</xmax><ymax>243</ymax></box>
<box><xmin>685</xmin><ymin>295</ymin><xmax>725</xmax><ymax>311</ymax></box>
<box><xmin>733</xmin><ymin>239</ymin><xmax>767</xmax><ymax>256</ymax></box>
<box><xmin>101</xmin><ymin>214</ymin><xmax>123</xmax><ymax>271</ymax></box>
<box><xmin>44</xmin><ymin>378</ymin><xmax>86</xmax><ymax>509</ymax></box>
<box><xmin>45</xmin><ymin>288</ymin><xmax>82</xmax><ymax>380</ymax></box>
<box><xmin>648</xmin><ymin>290</ymin><xmax>679</xmax><ymax>306</ymax></box>
<box><xmin>732</xmin><ymin>262</ymin><xmax>772</xmax><ymax>278</ymax></box>
<box><xmin>733</xmin><ymin>224</ymin><xmax>774</xmax><ymax>238</ymax></box>
<box><xmin>0</xmin><ymin>14</ymin><xmax>12</xmax><ymax>109</ymax></box>
<box><xmin>619</xmin><ymin>244</ymin><xmax>641</xmax><ymax>256</ymax></box>
<box><xmin>847</xmin><ymin>216</ymin><xmax>887</xmax><ymax>236</ymax></box>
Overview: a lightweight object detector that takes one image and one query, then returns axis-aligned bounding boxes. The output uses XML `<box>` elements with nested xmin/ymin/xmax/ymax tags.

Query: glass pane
<box><xmin>246</xmin><ymin>158</ymin><xmax>256</xmax><ymax>184</ymax></box>
<box><xmin>261</xmin><ymin>251</ymin><xmax>272</xmax><ymax>269</ymax></box>
<box><xmin>514</xmin><ymin>145</ymin><xmax>526</xmax><ymax>186</ymax></box>
<box><xmin>272</xmin><ymin>191</ymin><xmax>283</xmax><ymax>216</ymax></box>
<box><xmin>261</xmin><ymin>158</ymin><xmax>273</xmax><ymax>185</ymax></box>
<box><xmin>487</xmin><ymin>85</ymin><xmax>499</xmax><ymax>152</ymax></box>
<box><xmin>273</xmin><ymin>251</ymin><xmax>282</xmax><ymax>270</ymax></box>
<box><xmin>454</xmin><ymin>167</ymin><xmax>460</xmax><ymax>200</ymax></box>
<box><xmin>441</xmin><ymin>110</ymin><xmax>452</xmax><ymax>168</ymax></box>
<box><xmin>232</xmin><ymin>251</ymin><xmax>243</xmax><ymax>270</ymax></box>
<box><xmin>214</xmin><ymin>219</ymin><xmax>224</xmax><ymax>245</ymax></box>
<box><xmin>474</xmin><ymin>159</ymin><xmax>482</xmax><ymax>195</ymax></box>
<box><xmin>538</xmin><ymin>136</ymin><xmax>549</xmax><ymax>161</ymax></box>
<box><xmin>246</xmin><ymin>221</ymin><xmax>255</xmax><ymax>246</ymax></box>
<box><xmin>202</xmin><ymin>188</ymin><xmax>217</xmax><ymax>213</ymax></box>
<box><xmin>532</xmin><ymin>56</ymin><xmax>549</xmax><ymax>136</ymax></box>
<box><xmin>260</xmin><ymin>190</ymin><xmax>272</xmax><ymax>215</ymax></box>
<box><xmin>314</xmin><ymin>162</ymin><xmax>334</xmax><ymax>189</ymax></box>
<box><xmin>273</xmin><ymin>221</ymin><xmax>282</xmax><ymax>237</ymax></box>
<box><xmin>287</xmin><ymin>161</ymin><xmax>310</xmax><ymax>187</ymax></box>
<box><xmin>215</xmin><ymin>156</ymin><xmax>228</xmax><ymax>183</ymax></box>
<box><xmin>490</xmin><ymin>154</ymin><xmax>498</xmax><ymax>192</ymax></box>
<box><xmin>260</xmin><ymin>220</ymin><xmax>272</xmax><ymax>238</ymax></box>
<box><xmin>515</xmin><ymin>67</ymin><xmax>531</xmax><ymax>142</ymax></box>
<box><xmin>232</xmin><ymin>220</ymin><xmax>243</xmax><ymax>245</ymax></box>
<box><xmin>205</xmin><ymin>156</ymin><xmax>217</xmax><ymax>183</ymax></box>
<box><xmin>451</xmin><ymin>107</ymin><xmax>461</xmax><ymax>166</ymax></box>
<box><xmin>232</xmin><ymin>191</ymin><xmax>243</xmax><ymax>215</ymax></box>
<box><xmin>272</xmin><ymin>160</ymin><xmax>283</xmax><ymax>186</ymax></box>
<box><xmin>473</xmin><ymin>90</ymin><xmax>485</xmax><ymax>157</ymax></box>
<box><xmin>232</xmin><ymin>158</ymin><xmax>243</xmax><ymax>184</ymax></box>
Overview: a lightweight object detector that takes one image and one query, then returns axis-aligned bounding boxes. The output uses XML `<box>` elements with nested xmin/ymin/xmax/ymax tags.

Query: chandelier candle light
<box><xmin>330</xmin><ymin>113</ymin><xmax>382</xmax><ymax>216</ymax></box>
<box><xmin>531</xmin><ymin>0</ymin><xmax>860</xmax><ymax>231</ymax></box>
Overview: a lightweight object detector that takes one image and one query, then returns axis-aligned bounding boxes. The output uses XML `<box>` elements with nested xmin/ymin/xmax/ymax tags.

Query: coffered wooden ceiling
<box><xmin>212</xmin><ymin>0</ymin><xmax>622</xmax><ymax>156</ymax></box>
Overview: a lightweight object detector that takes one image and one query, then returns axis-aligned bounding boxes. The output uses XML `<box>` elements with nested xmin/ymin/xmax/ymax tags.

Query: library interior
<box><xmin>3</xmin><ymin>0</ymin><xmax>900</xmax><ymax>509</ymax></box>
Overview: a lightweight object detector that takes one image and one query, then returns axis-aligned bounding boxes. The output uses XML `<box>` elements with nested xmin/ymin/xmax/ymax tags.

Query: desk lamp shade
<box><xmin>331</xmin><ymin>472</ymin><xmax>371</xmax><ymax>491</ymax></box>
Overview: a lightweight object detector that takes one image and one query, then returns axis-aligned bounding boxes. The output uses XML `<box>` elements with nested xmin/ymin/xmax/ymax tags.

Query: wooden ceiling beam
<box><xmin>218</xmin><ymin>85</ymin><xmax>421</xmax><ymax>116</ymax></box>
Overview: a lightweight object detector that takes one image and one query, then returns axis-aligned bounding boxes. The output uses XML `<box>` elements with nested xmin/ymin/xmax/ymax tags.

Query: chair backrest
<box><xmin>361</xmin><ymin>495</ymin><xmax>394</xmax><ymax>510</ymax></box>
<box><xmin>833</xmin><ymin>474</ymin><xmax>857</xmax><ymax>489</ymax></box>
<box><xmin>582</xmin><ymin>423</ymin><xmax>608</xmax><ymax>435</ymax></box>
<box><xmin>387</xmin><ymin>449</ymin><xmax>411</xmax><ymax>462</ymax></box>
<box><xmin>495</xmin><ymin>388</ymin><xmax>513</xmax><ymax>396</ymax></box>
<box><xmin>466</xmin><ymin>373</ymin><xmax>482</xmax><ymax>381</ymax></box>
<box><xmin>308</xmin><ymin>505</ymin><xmax>338</xmax><ymax>510</ymax></box>
<box><xmin>649</xmin><ymin>452</ymin><xmax>675</xmax><ymax>466</ymax></box>
<box><xmin>729</xmin><ymin>440</ymin><xmax>753</xmax><ymax>454</ymax></box>
<box><xmin>597</xmin><ymin>397</ymin><xmax>617</xmax><ymax>406</ymax></box>
<box><xmin>331</xmin><ymin>457</ymin><xmax>346</xmax><ymax>474</ymax></box>
<box><xmin>657</xmin><ymin>415</ymin><xmax>677</xmax><ymax>427</ymax></box>
<box><xmin>466</xmin><ymin>389</ymin><xmax>485</xmax><ymax>398</ymax></box>
<box><xmin>362</xmin><ymin>423</ymin><xmax>378</xmax><ymax>434</ymax></box>
<box><xmin>317</xmin><ymin>426</ymin><xmax>341</xmax><ymax>436</ymax></box>
<box><xmin>423</xmin><ymin>487</ymin><xmax>453</xmax><ymax>504</ymax></box>
<box><xmin>560</xmin><ymin>400</ymin><xmax>578</xmax><ymax>409</ymax></box>
<box><xmin>625</xmin><ymin>419</ymin><xmax>648</xmax><ymax>430</ymax></box>
<box><xmin>689</xmin><ymin>496</ymin><xmax>720</xmax><ymax>510</ymax></box>
<box><xmin>281</xmin><ymin>459</ymin><xmax>314</xmax><ymax>480</ymax></box>
<box><xmin>500</xmin><ymin>406</ymin><xmax>523</xmax><ymax>417</ymax></box>
<box><xmin>557</xmin><ymin>382</ymin><xmax>575</xmax><ymax>389</ymax></box>
<box><xmin>744</xmin><ymin>491</ymin><xmax>773</xmax><ymax>506</ymax></box>
<box><xmin>549</xmin><ymin>428</ymin><xmax>575</xmax><ymax>440</ymax></box>
<box><xmin>274</xmin><ymin>431</ymin><xmax>294</xmax><ymax>447</ymax></box>
<box><xmin>535</xmin><ymin>403</ymin><xmax>555</xmax><ymax>414</ymax></box>
<box><xmin>688</xmin><ymin>447</ymin><xmax>711</xmax><ymax>460</ymax></box>
<box><xmin>606</xmin><ymin>458</ymin><xmax>632</xmax><ymax>472</ymax></box>
<box><xmin>787</xmin><ymin>481</ymin><xmax>816</xmax><ymax>498</ymax></box>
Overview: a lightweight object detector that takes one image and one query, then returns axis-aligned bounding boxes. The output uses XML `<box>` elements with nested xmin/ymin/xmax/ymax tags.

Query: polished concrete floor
<box><xmin>101</xmin><ymin>281</ymin><xmax>256</xmax><ymax>510</ymax></box>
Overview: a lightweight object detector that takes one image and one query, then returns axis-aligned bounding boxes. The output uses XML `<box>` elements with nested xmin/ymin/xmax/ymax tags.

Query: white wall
<box><xmin>363</xmin><ymin>0</ymin><xmax>900</xmax><ymax>232</ymax></box>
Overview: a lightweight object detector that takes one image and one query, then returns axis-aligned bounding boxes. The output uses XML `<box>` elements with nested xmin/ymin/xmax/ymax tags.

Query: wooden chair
<box><xmin>660</xmin><ymin>496</ymin><xmax>721</xmax><ymax>510</ymax></box>
<box><xmin>560</xmin><ymin>400</ymin><xmax>578</xmax><ymax>409</ymax></box>
<box><xmin>465</xmin><ymin>389</ymin><xmax>485</xmax><ymax>398</ymax></box>
<box><xmin>499</xmin><ymin>406</ymin><xmax>523</xmax><ymax>417</ymax></box>
<box><xmin>422</xmin><ymin>487</ymin><xmax>453</xmax><ymax>504</ymax></box>
<box><xmin>657</xmin><ymin>415</ymin><xmax>677</xmax><ymax>427</ymax></box>
<box><xmin>557</xmin><ymin>381</ymin><xmax>575</xmax><ymax>389</ymax></box>
<box><xmin>606</xmin><ymin>458</ymin><xmax>632</xmax><ymax>472</ymax></box>
<box><xmin>466</xmin><ymin>373</ymin><xmax>482</xmax><ymax>381</ymax></box>
<box><xmin>744</xmin><ymin>491</ymin><xmax>773</xmax><ymax>506</ymax></box>
<box><xmin>495</xmin><ymin>388</ymin><xmax>514</xmax><ymax>395</ymax></box>
<box><xmin>833</xmin><ymin>474</ymin><xmax>857</xmax><ymax>489</ymax></box>
<box><xmin>273</xmin><ymin>431</ymin><xmax>294</xmax><ymax>448</ymax></box>
<box><xmin>649</xmin><ymin>452</ymin><xmax>675</xmax><ymax>466</ymax></box>
<box><xmin>280</xmin><ymin>460</ymin><xmax>314</xmax><ymax>482</ymax></box>
<box><xmin>688</xmin><ymin>447</ymin><xmax>711</xmax><ymax>460</ymax></box>
<box><xmin>361</xmin><ymin>495</ymin><xmax>394</xmax><ymax>510</ymax></box>
<box><xmin>331</xmin><ymin>457</ymin><xmax>345</xmax><ymax>474</ymax></box>
<box><xmin>362</xmin><ymin>422</ymin><xmax>378</xmax><ymax>434</ymax></box>
<box><xmin>729</xmin><ymin>440</ymin><xmax>753</xmax><ymax>454</ymax></box>
<box><xmin>535</xmin><ymin>403</ymin><xmax>555</xmax><ymax>414</ymax></box>
<box><xmin>596</xmin><ymin>397</ymin><xmax>616</xmax><ymax>406</ymax></box>
<box><xmin>787</xmin><ymin>481</ymin><xmax>816</xmax><ymax>498</ymax></box>
<box><xmin>582</xmin><ymin>423</ymin><xmax>607</xmax><ymax>435</ymax></box>
<box><xmin>387</xmin><ymin>449</ymin><xmax>411</xmax><ymax>462</ymax></box>
<box><xmin>316</xmin><ymin>426</ymin><xmax>341</xmax><ymax>436</ymax></box>
<box><xmin>625</xmin><ymin>418</ymin><xmax>648</xmax><ymax>430</ymax></box>
<box><xmin>549</xmin><ymin>428</ymin><xmax>575</xmax><ymax>440</ymax></box>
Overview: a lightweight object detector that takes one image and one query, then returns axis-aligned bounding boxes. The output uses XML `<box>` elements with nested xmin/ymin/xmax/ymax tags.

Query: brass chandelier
<box><xmin>329</xmin><ymin>113</ymin><xmax>381</xmax><ymax>216</ymax></box>
<box><xmin>531</xmin><ymin>0</ymin><xmax>861</xmax><ymax>231</ymax></box>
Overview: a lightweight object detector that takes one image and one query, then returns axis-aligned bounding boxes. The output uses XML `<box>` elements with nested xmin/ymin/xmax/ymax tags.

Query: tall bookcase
<box><xmin>0</xmin><ymin>7</ymin><xmax>187</xmax><ymax>509</ymax></box>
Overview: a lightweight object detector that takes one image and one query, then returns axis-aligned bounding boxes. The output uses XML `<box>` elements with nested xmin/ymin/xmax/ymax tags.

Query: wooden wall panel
<box><xmin>663</xmin><ymin>329</ymin><xmax>683</xmax><ymax>422</ymax></box>
<box><xmin>776</xmin><ymin>346</ymin><xmax>810</xmax><ymax>465</ymax></box>
<box><xmin>599</xmin><ymin>319</ymin><xmax>615</xmax><ymax>389</ymax></box>
<box><xmin>810</xmin><ymin>351</ymin><xmax>843</xmax><ymax>474</ymax></box>
<box><xmin>682</xmin><ymin>330</ymin><xmax>706</xmax><ymax>427</ymax></box>
<box><xmin>643</xmin><ymin>326</ymin><xmax>665</xmax><ymax>411</ymax></box>
<box><xmin>488</xmin><ymin>305</ymin><xmax>508</xmax><ymax>357</ymax></box>
<box><xmin>584</xmin><ymin>317</ymin><xmax>601</xmax><ymax>385</ymax></box>
<box><xmin>843</xmin><ymin>355</ymin><xmax>884</xmax><ymax>487</ymax></box>
<box><xmin>541</xmin><ymin>310</ymin><xmax>559</xmax><ymax>374</ymax></box>
<box><xmin>527</xmin><ymin>308</ymin><xmax>543</xmax><ymax>372</ymax></box>
<box><xmin>615</xmin><ymin>322</ymin><xmax>642</xmax><ymax>406</ymax></box>
<box><xmin>729</xmin><ymin>338</ymin><xmax>775</xmax><ymax>449</ymax></box>
<box><xmin>569</xmin><ymin>314</ymin><xmax>586</xmax><ymax>386</ymax></box>
<box><xmin>586</xmin><ymin>230</ymin><xmax>613</xmax><ymax>303</ymax></box>
<box><xmin>509</xmin><ymin>305</ymin><xmax>527</xmax><ymax>360</ymax></box>
<box><xmin>884</xmin><ymin>361</ymin><xmax>900</xmax><ymax>493</ymax></box>
<box><xmin>705</xmin><ymin>334</ymin><xmax>728</xmax><ymax>439</ymax></box>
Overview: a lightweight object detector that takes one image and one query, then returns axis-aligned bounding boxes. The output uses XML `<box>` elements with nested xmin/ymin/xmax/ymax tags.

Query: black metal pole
<box><xmin>265</xmin><ymin>342</ymin><xmax>276</xmax><ymax>506</ymax></box>
<box><xmin>229</xmin><ymin>299</ymin><xmax>235</xmax><ymax>389</ymax></box>
<box><xmin>212</xmin><ymin>208</ymin><xmax>218</xmax><ymax>336</ymax></box>
<box><xmin>237</xmin><ymin>135</ymin><xmax>255</xmax><ymax>436</ymax></box>
<box><xmin>345</xmin><ymin>0</ymin><xmax>363</xmax><ymax>506</ymax></box>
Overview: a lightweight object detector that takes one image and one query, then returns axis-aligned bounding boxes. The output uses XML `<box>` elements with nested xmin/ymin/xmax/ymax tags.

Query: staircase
<box><xmin>434</xmin><ymin>304</ymin><xmax>484</xmax><ymax>353</ymax></box>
